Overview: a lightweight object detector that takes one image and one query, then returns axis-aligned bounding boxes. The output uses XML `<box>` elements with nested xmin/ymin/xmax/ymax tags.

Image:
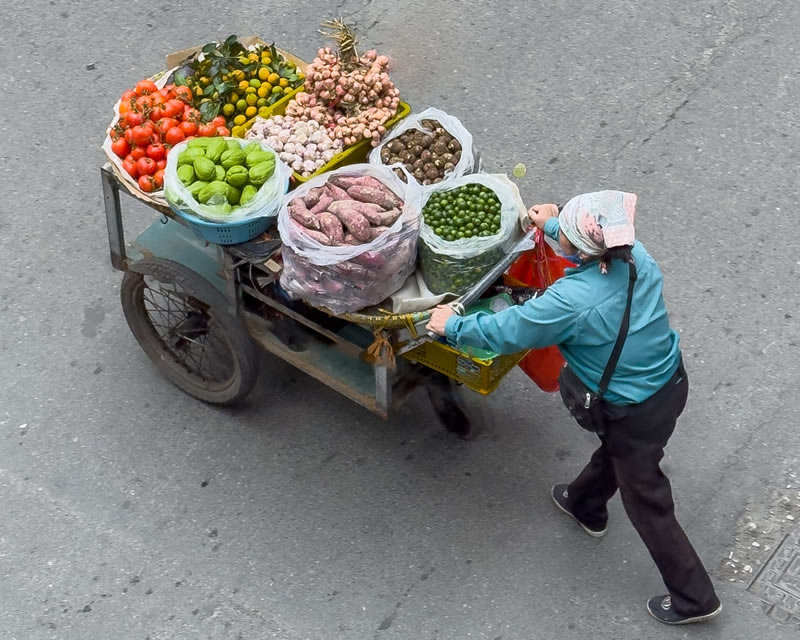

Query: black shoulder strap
<box><xmin>597</xmin><ymin>260</ymin><xmax>638</xmax><ymax>398</ymax></box>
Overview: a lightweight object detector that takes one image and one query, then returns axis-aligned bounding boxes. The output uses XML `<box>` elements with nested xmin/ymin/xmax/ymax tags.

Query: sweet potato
<box><xmin>310</xmin><ymin>194</ymin><xmax>334</xmax><ymax>215</ymax></box>
<box><xmin>343</xmin><ymin>233</ymin><xmax>362</xmax><ymax>246</ymax></box>
<box><xmin>330</xmin><ymin>200</ymin><xmax>400</xmax><ymax>227</ymax></box>
<box><xmin>330</xmin><ymin>176</ymin><xmax>385</xmax><ymax>190</ymax></box>
<box><xmin>289</xmin><ymin>201</ymin><xmax>321</xmax><ymax>230</ymax></box>
<box><xmin>316</xmin><ymin>212</ymin><xmax>345</xmax><ymax>245</ymax></box>
<box><xmin>369</xmin><ymin>226</ymin><xmax>390</xmax><ymax>240</ymax></box>
<box><xmin>328</xmin><ymin>206</ymin><xmax>372</xmax><ymax>242</ymax></box>
<box><xmin>362</xmin><ymin>207</ymin><xmax>401</xmax><ymax>227</ymax></box>
<box><xmin>291</xmin><ymin>219</ymin><xmax>330</xmax><ymax>245</ymax></box>
<box><xmin>351</xmin><ymin>250</ymin><xmax>386</xmax><ymax>269</ymax></box>
<box><xmin>324</xmin><ymin>183</ymin><xmax>351</xmax><ymax>201</ymax></box>
<box><xmin>328</xmin><ymin>200</ymin><xmax>381</xmax><ymax>219</ymax></box>
<box><xmin>303</xmin><ymin>187</ymin><xmax>325</xmax><ymax>208</ymax></box>
<box><xmin>347</xmin><ymin>185</ymin><xmax>403</xmax><ymax>209</ymax></box>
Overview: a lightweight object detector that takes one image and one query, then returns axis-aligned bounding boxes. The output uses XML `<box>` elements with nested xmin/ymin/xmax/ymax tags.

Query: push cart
<box><xmin>101</xmin><ymin>163</ymin><xmax>531</xmax><ymax>436</ymax></box>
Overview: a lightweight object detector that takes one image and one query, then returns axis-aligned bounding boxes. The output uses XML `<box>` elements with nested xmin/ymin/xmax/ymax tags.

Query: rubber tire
<box><xmin>120</xmin><ymin>258</ymin><xmax>258</xmax><ymax>405</ymax></box>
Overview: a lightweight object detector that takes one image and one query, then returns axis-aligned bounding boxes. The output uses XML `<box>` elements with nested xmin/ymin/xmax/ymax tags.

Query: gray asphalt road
<box><xmin>1</xmin><ymin>0</ymin><xmax>799</xmax><ymax>638</ymax></box>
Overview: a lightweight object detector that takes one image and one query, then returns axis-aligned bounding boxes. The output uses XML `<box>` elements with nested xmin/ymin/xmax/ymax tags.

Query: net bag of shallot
<box><xmin>277</xmin><ymin>164</ymin><xmax>422</xmax><ymax>315</ymax></box>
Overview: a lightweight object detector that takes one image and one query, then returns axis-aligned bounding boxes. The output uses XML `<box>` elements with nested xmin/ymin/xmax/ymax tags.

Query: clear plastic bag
<box><xmin>277</xmin><ymin>164</ymin><xmax>423</xmax><ymax>315</ymax></box>
<box><xmin>418</xmin><ymin>174</ymin><xmax>523</xmax><ymax>295</ymax></box>
<box><xmin>164</xmin><ymin>138</ymin><xmax>290</xmax><ymax>223</ymax></box>
<box><xmin>368</xmin><ymin>107</ymin><xmax>475</xmax><ymax>190</ymax></box>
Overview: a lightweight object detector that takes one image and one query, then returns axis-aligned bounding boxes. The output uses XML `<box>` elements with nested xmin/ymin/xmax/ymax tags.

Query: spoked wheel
<box><xmin>120</xmin><ymin>258</ymin><xmax>258</xmax><ymax>405</ymax></box>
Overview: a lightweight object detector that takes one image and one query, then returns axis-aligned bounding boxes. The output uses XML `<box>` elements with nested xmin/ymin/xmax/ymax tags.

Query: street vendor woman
<box><xmin>426</xmin><ymin>191</ymin><xmax>722</xmax><ymax>626</ymax></box>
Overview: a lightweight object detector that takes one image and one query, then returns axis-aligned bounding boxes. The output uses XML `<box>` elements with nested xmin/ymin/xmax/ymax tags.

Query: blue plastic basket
<box><xmin>171</xmin><ymin>206</ymin><xmax>273</xmax><ymax>245</ymax></box>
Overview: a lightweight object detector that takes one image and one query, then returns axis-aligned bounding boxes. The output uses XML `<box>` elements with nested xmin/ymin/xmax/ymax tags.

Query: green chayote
<box><xmin>239</xmin><ymin>184</ymin><xmax>258</xmax><ymax>206</ymax></box>
<box><xmin>197</xmin><ymin>180</ymin><xmax>229</xmax><ymax>205</ymax></box>
<box><xmin>225</xmin><ymin>165</ymin><xmax>249</xmax><ymax>188</ymax></box>
<box><xmin>220</xmin><ymin>149</ymin><xmax>247</xmax><ymax>170</ymax></box>
<box><xmin>248</xmin><ymin>161</ymin><xmax>274</xmax><ymax>186</ymax></box>
<box><xmin>178</xmin><ymin>148</ymin><xmax>205</xmax><ymax>166</ymax></box>
<box><xmin>177</xmin><ymin>164</ymin><xmax>195</xmax><ymax>186</ymax></box>
<box><xmin>205</xmin><ymin>138</ymin><xmax>226</xmax><ymax>163</ymax></box>
<box><xmin>245</xmin><ymin>150</ymin><xmax>274</xmax><ymax>168</ymax></box>
<box><xmin>193</xmin><ymin>157</ymin><xmax>215</xmax><ymax>181</ymax></box>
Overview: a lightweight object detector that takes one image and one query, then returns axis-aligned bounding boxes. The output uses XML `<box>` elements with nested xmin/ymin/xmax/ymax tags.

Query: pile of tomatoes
<box><xmin>109</xmin><ymin>79</ymin><xmax>231</xmax><ymax>192</ymax></box>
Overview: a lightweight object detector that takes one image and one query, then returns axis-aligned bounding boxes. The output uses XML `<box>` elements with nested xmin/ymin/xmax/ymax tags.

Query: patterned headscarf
<box><xmin>559</xmin><ymin>191</ymin><xmax>637</xmax><ymax>257</ymax></box>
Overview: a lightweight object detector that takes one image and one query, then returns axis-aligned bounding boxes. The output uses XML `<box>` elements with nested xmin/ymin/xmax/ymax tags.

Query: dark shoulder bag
<box><xmin>559</xmin><ymin>260</ymin><xmax>637</xmax><ymax>438</ymax></box>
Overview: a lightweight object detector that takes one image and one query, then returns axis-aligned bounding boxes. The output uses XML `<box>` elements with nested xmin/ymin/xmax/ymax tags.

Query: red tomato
<box><xmin>122</xmin><ymin>156</ymin><xmax>139</xmax><ymax>178</ymax></box>
<box><xmin>197</xmin><ymin>123</ymin><xmax>217</xmax><ymax>137</ymax></box>
<box><xmin>209</xmin><ymin>116</ymin><xmax>225</xmax><ymax>128</ymax></box>
<box><xmin>174</xmin><ymin>86</ymin><xmax>193</xmax><ymax>103</ymax></box>
<box><xmin>137</xmin><ymin>175</ymin><xmax>156</xmax><ymax>192</ymax></box>
<box><xmin>156</xmin><ymin>159</ymin><xmax>167</xmax><ymax>171</ymax></box>
<box><xmin>150</xmin><ymin>92</ymin><xmax>166</xmax><ymax>107</ymax></box>
<box><xmin>152</xmin><ymin>169</ymin><xmax>165</xmax><ymax>189</ymax></box>
<box><xmin>146</xmin><ymin>143</ymin><xmax>166</xmax><ymax>161</ymax></box>
<box><xmin>149</xmin><ymin>107</ymin><xmax>165</xmax><ymax>122</ymax></box>
<box><xmin>154</xmin><ymin>117</ymin><xmax>179</xmax><ymax>136</ymax></box>
<box><xmin>111</xmin><ymin>138</ymin><xmax>130</xmax><ymax>158</ymax></box>
<box><xmin>130</xmin><ymin>125</ymin><xmax>154</xmax><ymax>147</ymax></box>
<box><xmin>165</xmin><ymin>126</ymin><xmax>186</xmax><ymax>145</ymax></box>
<box><xmin>130</xmin><ymin>147</ymin><xmax>146</xmax><ymax>161</ymax></box>
<box><xmin>121</xmin><ymin>89</ymin><xmax>137</xmax><ymax>103</ymax></box>
<box><xmin>161</xmin><ymin>102</ymin><xmax>181</xmax><ymax>119</ymax></box>
<box><xmin>216</xmin><ymin>126</ymin><xmax>230</xmax><ymax>136</ymax></box>
<box><xmin>135</xmin><ymin>79</ymin><xmax>158</xmax><ymax>96</ymax></box>
<box><xmin>136</xmin><ymin>95</ymin><xmax>153</xmax><ymax>110</ymax></box>
<box><xmin>183</xmin><ymin>108</ymin><xmax>202</xmax><ymax>123</ymax></box>
<box><xmin>118</xmin><ymin>100</ymin><xmax>133</xmax><ymax>116</ymax></box>
<box><xmin>136</xmin><ymin>157</ymin><xmax>157</xmax><ymax>176</ymax></box>
<box><xmin>124</xmin><ymin>111</ymin><xmax>144</xmax><ymax>128</ymax></box>
<box><xmin>184</xmin><ymin>135</ymin><xmax>196</xmax><ymax>142</ymax></box>
<box><xmin>124</xmin><ymin>128</ymin><xmax>135</xmax><ymax>145</ymax></box>
<box><xmin>165</xmin><ymin>99</ymin><xmax>185</xmax><ymax>117</ymax></box>
<box><xmin>179</xmin><ymin>120</ymin><xmax>197</xmax><ymax>137</ymax></box>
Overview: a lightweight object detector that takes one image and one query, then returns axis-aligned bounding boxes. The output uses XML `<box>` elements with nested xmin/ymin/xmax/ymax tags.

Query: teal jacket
<box><xmin>444</xmin><ymin>217</ymin><xmax>681</xmax><ymax>404</ymax></box>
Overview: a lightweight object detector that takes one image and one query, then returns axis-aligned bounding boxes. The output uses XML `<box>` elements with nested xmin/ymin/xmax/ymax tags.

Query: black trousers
<box><xmin>566</xmin><ymin>361</ymin><xmax>720</xmax><ymax>615</ymax></box>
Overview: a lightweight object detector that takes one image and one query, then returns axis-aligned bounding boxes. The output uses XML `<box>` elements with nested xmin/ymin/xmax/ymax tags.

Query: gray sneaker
<box><xmin>551</xmin><ymin>484</ymin><xmax>608</xmax><ymax>538</ymax></box>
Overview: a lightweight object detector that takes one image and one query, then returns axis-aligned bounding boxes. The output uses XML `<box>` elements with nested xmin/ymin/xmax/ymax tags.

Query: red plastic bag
<box><xmin>504</xmin><ymin>229</ymin><xmax>573</xmax><ymax>392</ymax></box>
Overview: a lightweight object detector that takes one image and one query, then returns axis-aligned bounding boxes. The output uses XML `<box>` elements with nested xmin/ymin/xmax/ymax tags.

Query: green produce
<box><xmin>178</xmin><ymin>148</ymin><xmax>205</xmax><ymax>165</ymax></box>
<box><xmin>248</xmin><ymin>161</ymin><xmax>274</xmax><ymax>186</ymax></box>
<box><xmin>239</xmin><ymin>184</ymin><xmax>258</xmax><ymax>206</ymax></box>
<box><xmin>419</xmin><ymin>243</ymin><xmax>506</xmax><ymax>294</ymax></box>
<box><xmin>187</xmin><ymin>180</ymin><xmax>209</xmax><ymax>197</ymax></box>
<box><xmin>245</xmin><ymin>150</ymin><xmax>273</xmax><ymax>168</ymax></box>
<box><xmin>225</xmin><ymin>165</ymin><xmax>249</xmax><ymax>188</ymax></box>
<box><xmin>226</xmin><ymin>184</ymin><xmax>242</xmax><ymax>205</ymax></box>
<box><xmin>193</xmin><ymin>157</ymin><xmax>216</xmax><ymax>181</ymax></box>
<box><xmin>419</xmin><ymin>183</ymin><xmax>507</xmax><ymax>294</ymax></box>
<box><xmin>197</xmin><ymin>180</ymin><xmax>230</xmax><ymax>204</ymax></box>
<box><xmin>243</xmin><ymin>141</ymin><xmax>261</xmax><ymax>157</ymax></box>
<box><xmin>205</xmin><ymin>138</ymin><xmax>227</xmax><ymax>163</ymax></box>
<box><xmin>220</xmin><ymin>148</ymin><xmax>247</xmax><ymax>170</ymax></box>
<box><xmin>169</xmin><ymin>138</ymin><xmax>278</xmax><ymax>218</ymax></box>
<box><xmin>422</xmin><ymin>183</ymin><xmax>502</xmax><ymax>241</ymax></box>
<box><xmin>177</xmin><ymin>164</ymin><xmax>195</xmax><ymax>186</ymax></box>
<box><xmin>204</xmin><ymin>202</ymin><xmax>233</xmax><ymax>216</ymax></box>
<box><xmin>187</xmin><ymin>137</ymin><xmax>213</xmax><ymax>149</ymax></box>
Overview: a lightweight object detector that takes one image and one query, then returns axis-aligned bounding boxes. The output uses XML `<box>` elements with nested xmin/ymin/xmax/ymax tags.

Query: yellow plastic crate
<box><xmin>402</xmin><ymin>340</ymin><xmax>528</xmax><ymax>395</ymax></box>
